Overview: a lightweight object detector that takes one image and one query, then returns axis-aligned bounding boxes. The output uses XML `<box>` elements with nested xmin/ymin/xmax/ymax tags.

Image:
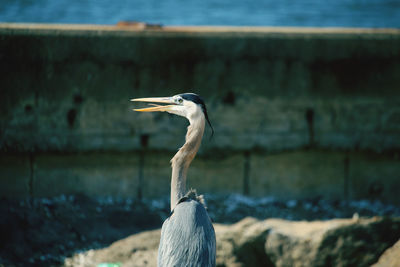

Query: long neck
<box><xmin>170</xmin><ymin>115</ymin><xmax>205</xmax><ymax>211</ymax></box>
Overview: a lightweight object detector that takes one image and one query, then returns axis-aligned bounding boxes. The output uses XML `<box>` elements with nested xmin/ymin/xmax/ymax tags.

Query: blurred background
<box><xmin>1</xmin><ymin>1</ymin><xmax>400</xmax><ymax>267</ymax></box>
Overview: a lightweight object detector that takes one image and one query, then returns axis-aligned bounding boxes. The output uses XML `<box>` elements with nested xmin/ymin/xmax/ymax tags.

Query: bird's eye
<box><xmin>178</xmin><ymin>98</ymin><xmax>183</xmax><ymax>104</ymax></box>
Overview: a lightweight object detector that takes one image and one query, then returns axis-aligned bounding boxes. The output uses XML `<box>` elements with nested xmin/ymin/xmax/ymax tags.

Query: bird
<box><xmin>131</xmin><ymin>93</ymin><xmax>216</xmax><ymax>267</ymax></box>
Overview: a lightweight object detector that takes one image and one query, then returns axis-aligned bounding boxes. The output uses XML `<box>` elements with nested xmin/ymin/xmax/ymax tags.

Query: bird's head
<box><xmin>131</xmin><ymin>93</ymin><xmax>214</xmax><ymax>136</ymax></box>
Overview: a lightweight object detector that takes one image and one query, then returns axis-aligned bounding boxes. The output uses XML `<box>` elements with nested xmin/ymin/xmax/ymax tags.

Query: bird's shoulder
<box><xmin>176</xmin><ymin>189</ymin><xmax>206</xmax><ymax>208</ymax></box>
<box><xmin>158</xmin><ymin>192</ymin><xmax>216</xmax><ymax>267</ymax></box>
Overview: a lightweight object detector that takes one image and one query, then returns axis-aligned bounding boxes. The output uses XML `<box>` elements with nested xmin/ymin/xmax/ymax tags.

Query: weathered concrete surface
<box><xmin>63</xmin><ymin>216</ymin><xmax>400</xmax><ymax>267</ymax></box>
<box><xmin>1</xmin><ymin>24</ymin><xmax>400</xmax><ymax>203</ymax></box>
<box><xmin>1</xmin><ymin>24</ymin><xmax>400</xmax><ymax>153</ymax></box>
<box><xmin>251</xmin><ymin>150</ymin><xmax>400</xmax><ymax>203</ymax></box>
<box><xmin>0</xmin><ymin>154</ymin><xmax>31</xmax><ymax>197</ymax></box>
<box><xmin>2</xmin><ymin>150</ymin><xmax>399</xmax><ymax>204</ymax></box>
<box><xmin>34</xmin><ymin>153</ymin><xmax>140</xmax><ymax>197</ymax></box>
<box><xmin>251</xmin><ymin>151</ymin><xmax>346</xmax><ymax>200</ymax></box>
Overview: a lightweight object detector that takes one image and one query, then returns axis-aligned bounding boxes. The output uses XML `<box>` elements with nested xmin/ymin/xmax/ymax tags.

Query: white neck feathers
<box><xmin>169</xmin><ymin>113</ymin><xmax>205</xmax><ymax>211</ymax></box>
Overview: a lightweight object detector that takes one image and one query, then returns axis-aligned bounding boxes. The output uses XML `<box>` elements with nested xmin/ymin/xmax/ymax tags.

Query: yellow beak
<box><xmin>130</xmin><ymin>97</ymin><xmax>175</xmax><ymax>112</ymax></box>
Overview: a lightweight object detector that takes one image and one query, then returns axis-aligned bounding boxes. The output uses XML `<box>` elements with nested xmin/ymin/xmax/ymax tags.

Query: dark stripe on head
<box><xmin>180</xmin><ymin>93</ymin><xmax>214</xmax><ymax>138</ymax></box>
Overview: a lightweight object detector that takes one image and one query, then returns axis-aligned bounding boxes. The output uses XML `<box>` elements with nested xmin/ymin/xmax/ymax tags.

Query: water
<box><xmin>0</xmin><ymin>0</ymin><xmax>399</xmax><ymax>28</ymax></box>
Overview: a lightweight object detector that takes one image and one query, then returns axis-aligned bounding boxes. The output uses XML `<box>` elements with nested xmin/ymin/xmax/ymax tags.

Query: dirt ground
<box><xmin>1</xmin><ymin>194</ymin><xmax>399</xmax><ymax>266</ymax></box>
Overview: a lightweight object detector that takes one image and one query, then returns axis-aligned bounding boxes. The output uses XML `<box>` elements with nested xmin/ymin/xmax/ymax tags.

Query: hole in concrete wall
<box><xmin>305</xmin><ymin>108</ymin><xmax>315</xmax><ymax>145</ymax></box>
<box><xmin>223</xmin><ymin>91</ymin><xmax>236</xmax><ymax>105</ymax></box>
<box><xmin>24</xmin><ymin>104</ymin><xmax>33</xmax><ymax>113</ymax></box>
<box><xmin>138</xmin><ymin>134</ymin><xmax>149</xmax><ymax>200</ymax></box>
<box><xmin>73</xmin><ymin>94</ymin><xmax>83</xmax><ymax>105</ymax></box>
<box><xmin>305</xmin><ymin>108</ymin><xmax>314</xmax><ymax>126</ymax></box>
<box><xmin>67</xmin><ymin>109</ymin><xmax>77</xmax><ymax>128</ymax></box>
<box><xmin>140</xmin><ymin>134</ymin><xmax>149</xmax><ymax>148</ymax></box>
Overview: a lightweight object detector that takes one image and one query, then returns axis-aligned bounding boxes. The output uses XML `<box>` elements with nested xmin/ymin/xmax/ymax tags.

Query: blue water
<box><xmin>0</xmin><ymin>0</ymin><xmax>399</xmax><ymax>28</ymax></box>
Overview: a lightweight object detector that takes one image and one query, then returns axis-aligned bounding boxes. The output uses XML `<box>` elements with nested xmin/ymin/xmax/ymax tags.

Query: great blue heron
<box><xmin>131</xmin><ymin>93</ymin><xmax>216</xmax><ymax>267</ymax></box>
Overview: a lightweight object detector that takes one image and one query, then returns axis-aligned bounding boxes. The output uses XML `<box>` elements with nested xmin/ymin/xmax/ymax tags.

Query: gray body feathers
<box><xmin>158</xmin><ymin>197</ymin><xmax>216</xmax><ymax>267</ymax></box>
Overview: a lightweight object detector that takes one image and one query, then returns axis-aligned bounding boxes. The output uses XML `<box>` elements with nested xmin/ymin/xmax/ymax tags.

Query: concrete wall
<box><xmin>1</xmin><ymin>24</ymin><xmax>399</xmax><ymax>204</ymax></box>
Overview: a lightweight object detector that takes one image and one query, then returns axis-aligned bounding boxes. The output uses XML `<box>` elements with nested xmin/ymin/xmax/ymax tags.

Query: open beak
<box><xmin>130</xmin><ymin>97</ymin><xmax>175</xmax><ymax>112</ymax></box>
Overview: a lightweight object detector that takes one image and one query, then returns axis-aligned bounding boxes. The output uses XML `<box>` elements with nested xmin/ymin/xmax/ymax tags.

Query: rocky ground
<box><xmin>66</xmin><ymin>216</ymin><xmax>400</xmax><ymax>267</ymax></box>
<box><xmin>1</xmin><ymin>194</ymin><xmax>399</xmax><ymax>266</ymax></box>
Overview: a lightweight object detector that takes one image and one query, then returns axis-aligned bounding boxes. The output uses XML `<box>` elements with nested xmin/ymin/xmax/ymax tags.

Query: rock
<box><xmin>215</xmin><ymin>217</ymin><xmax>272</xmax><ymax>267</ymax></box>
<box><xmin>264</xmin><ymin>217</ymin><xmax>400</xmax><ymax>267</ymax></box>
<box><xmin>64</xmin><ymin>217</ymin><xmax>400</xmax><ymax>267</ymax></box>
<box><xmin>372</xmin><ymin>239</ymin><xmax>400</xmax><ymax>267</ymax></box>
<box><xmin>215</xmin><ymin>217</ymin><xmax>400</xmax><ymax>267</ymax></box>
<box><xmin>64</xmin><ymin>229</ymin><xmax>160</xmax><ymax>267</ymax></box>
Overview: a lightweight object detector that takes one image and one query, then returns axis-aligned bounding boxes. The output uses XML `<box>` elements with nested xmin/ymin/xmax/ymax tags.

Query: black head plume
<box><xmin>180</xmin><ymin>93</ymin><xmax>214</xmax><ymax>138</ymax></box>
